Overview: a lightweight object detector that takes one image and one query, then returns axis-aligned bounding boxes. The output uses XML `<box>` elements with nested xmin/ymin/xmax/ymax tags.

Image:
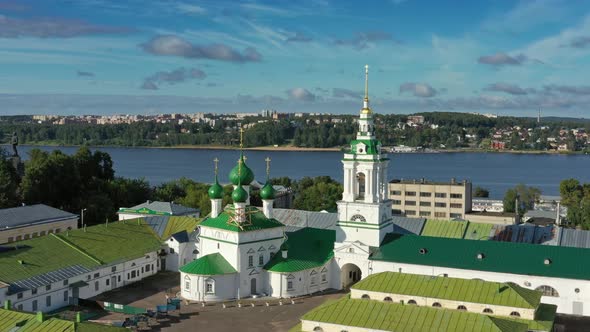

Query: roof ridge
<box><xmin>488</xmin><ymin>315</ymin><xmax>528</xmax><ymax>332</ymax></box>
<box><xmin>50</xmin><ymin>233</ymin><xmax>103</xmax><ymax>265</ymax></box>
<box><xmin>505</xmin><ymin>282</ymin><xmax>541</xmax><ymax>308</ymax></box>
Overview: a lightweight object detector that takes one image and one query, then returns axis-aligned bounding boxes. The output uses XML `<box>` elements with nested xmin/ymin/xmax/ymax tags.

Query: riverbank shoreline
<box><xmin>2</xmin><ymin>143</ymin><xmax>586</xmax><ymax>155</ymax></box>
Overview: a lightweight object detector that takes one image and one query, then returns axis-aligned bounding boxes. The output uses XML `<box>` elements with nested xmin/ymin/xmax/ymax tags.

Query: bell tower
<box><xmin>336</xmin><ymin>65</ymin><xmax>393</xmax><ymax>247</ymax></box>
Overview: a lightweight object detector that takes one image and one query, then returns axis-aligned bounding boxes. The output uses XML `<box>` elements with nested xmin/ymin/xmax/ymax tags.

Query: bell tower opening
<box><xmin>357</xmin><ymin>173</ymin><xmax>366</xmax><ymax>200</ymax></box>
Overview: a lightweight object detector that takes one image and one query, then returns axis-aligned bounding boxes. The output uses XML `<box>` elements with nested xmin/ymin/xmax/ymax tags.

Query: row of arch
<box><xmin>359</xmin><ymin>294</ymin><xmax>521</xmax><ymax>317</ymax></box>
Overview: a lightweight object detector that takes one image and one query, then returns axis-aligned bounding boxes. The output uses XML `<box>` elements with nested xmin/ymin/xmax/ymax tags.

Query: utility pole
<box><xmin>81</xmin><ymin>208</ymin><xmax>87</xmax><ymax>229</ymax></box>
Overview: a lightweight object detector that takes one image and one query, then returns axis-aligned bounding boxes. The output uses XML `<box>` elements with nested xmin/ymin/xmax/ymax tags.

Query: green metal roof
<box><xmin>0</xmin><ymin>308</ymin><xmax>126</xmax><ymax>332</ymax></box>
<box><xmin>464</xmin><ymin>222</ymin><xmax>495</xmax><ymax>241</ymax></box>
<box><xmin>372</xmin><ymin>234</ymin><xmax>590</xmax><ymax>281</ymax></box>
<box><xmin>160</xmin><ymin>216</ymin><xmax>200</xmax><ymax>240</ymax></box>
<box><xmin>56</xmin><ymin>220</ymin><xmax>163</xmax><ymax>264</ymax></box>
<box><xmin>180</xmin><ymin>253</ymin><xmax>237</xmax><ymax>275</ymax></box>
<box><xmin>301</xmin><ymin>297</ymin><xmax>535</xmax><ymax>332</ymax></box>
<box><xmin>200</xmin><ymin>206</ymin><xmax>284</xmax><ymax>232</ymax></box>
<box><xmin>421</xmin><ymin>220</ymin><xmax>468</xmax><ymax>239</ymax></box>
<box><xmin>352</xmin><ymin>272</ymin><xmax>541</xmax><ymax>309</ymax></box>
<box><xmin>265</xmin><ymin>228</ymin><xmax>335</xmax><ymax>273</ymax></box>
<box><xmin>0</xmin><ymin>220</ymin><xmax>162</xmax><ymax>286</ymax></box>
<box><xmin>348</xmin><ymin>139</ymin><xmax>382</xmax><ymax>155</ymax></box>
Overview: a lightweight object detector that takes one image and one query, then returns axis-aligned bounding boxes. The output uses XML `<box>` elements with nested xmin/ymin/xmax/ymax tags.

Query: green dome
<box><xmin>260</xmin><ymin>182</ymin><xmax>275</xmax><ymax>200</ymax></box>
<box><xmin>229</xmin><ymin>154</ymin><xmax>255</xmax><ymax>185</ymax></box>
<box><xmin>208</xmin><ymin>177</ymin><xmax>223</xmax><ymax>199</ymax></box>
<box><xmin>231</xmin><ymin>185</ymin><xmax>248</xmax><ymax>203</ymax></box>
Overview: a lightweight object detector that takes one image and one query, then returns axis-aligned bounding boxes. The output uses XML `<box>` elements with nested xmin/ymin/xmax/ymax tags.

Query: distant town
<box><xmin>2</xmin><ymin>111</ymin><xmax>589</xmax><ymax>153</ymax></box>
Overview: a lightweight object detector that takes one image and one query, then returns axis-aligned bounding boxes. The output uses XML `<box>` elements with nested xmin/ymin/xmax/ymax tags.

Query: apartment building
<box><xmin>0</xmin><ymin>204</ymin><xmax>78</xmax><ymax>244</ymax></box>
<box><xmin>388</xmin><ymin>178</ymin><xmax>472</xmax><ymax>219</ymax></box>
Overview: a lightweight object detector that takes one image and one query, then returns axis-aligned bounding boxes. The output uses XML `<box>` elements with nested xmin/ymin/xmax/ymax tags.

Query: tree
<box><xmin>503</xmin><ymin>184</ymin><xmax>541</xmax><ymax>216</ymax></box>
<box><xmin>474</xmin><ymin>186</ymin><xmax>489</xmax><ymax>198</ymax></box>
<box><xmin>293</xmin><ymin>176</ymin><xmax>342</xmax><ymax>211</ymax></box>
<box><xmin>0</xmin><ymin>148</ymin><xmax>20</xmax><ymax>208</ymax></box>
<box><xmin>559</xmin><ymin>178</ymin><xmax>590</xmax><ymax>228</ymax></box>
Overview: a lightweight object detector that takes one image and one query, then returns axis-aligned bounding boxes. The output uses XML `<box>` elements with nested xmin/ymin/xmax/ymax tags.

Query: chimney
<box><xmin>281</xmin><ymin>248</ymin><xmax>288</xmax><ymax>259</ymax></box>
<box><xmin>451</xmin><ymin>178</ymin><xmax>456</xmax><ymax>185</ymax></box>
<box><xmin>4</xmin><ymin>300</ymin><xmax>11</xmax><ymax>310</ymax></box>
<box><xmin>420</xmin><ymin>178</ymin><xmax>425</xmax><ymax>184</ymax></box>
<box><xmin>36</xmin><ymin>311</ymin><xmax>45</xmax><ymax>322</ymax></box>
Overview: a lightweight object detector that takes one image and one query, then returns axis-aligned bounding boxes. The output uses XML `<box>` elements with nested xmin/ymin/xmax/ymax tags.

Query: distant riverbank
<box><xmin>2</xmin><ymin>143</ymin><xmax>586</xmax><ymax>155</ymax></box>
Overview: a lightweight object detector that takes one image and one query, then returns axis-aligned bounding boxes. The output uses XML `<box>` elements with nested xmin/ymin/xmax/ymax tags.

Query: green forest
<box><xmin>0</xmin><ymin>146</ymin><xmax>342</xmax><ymax>225</ymax></box>
<box><xmin>1</xmin><ymin>112</ymin><xmax>589</xmax><ymax>151</ymax></box>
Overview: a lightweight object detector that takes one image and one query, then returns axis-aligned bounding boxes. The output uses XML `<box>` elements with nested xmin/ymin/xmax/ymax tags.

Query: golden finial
<box><xmin>213</xmin><ymin>157</ymin><xmax>219</xmax><ymax>176</ymax></box>
<box><xmin>265</xmin><ymin>157</ymin><xmax>271</xmax><ymax>179</ymax></box>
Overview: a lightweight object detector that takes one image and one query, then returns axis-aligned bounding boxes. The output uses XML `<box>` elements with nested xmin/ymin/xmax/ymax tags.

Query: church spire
<box><xmin>361</xmin><ymin>64</ymin><xmax>371</xmax><ymax>114</ymax></box>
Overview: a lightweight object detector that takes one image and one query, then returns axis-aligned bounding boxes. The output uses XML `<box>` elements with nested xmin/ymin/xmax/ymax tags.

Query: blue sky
<box><xmin>1</xmin><ymin>0</ymin><xmax>590</xmax><ymax>117</ymax></box>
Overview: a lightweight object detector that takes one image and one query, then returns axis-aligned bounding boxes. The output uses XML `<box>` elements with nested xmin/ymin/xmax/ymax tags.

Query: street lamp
<box><xmin>81</xmin><ymin>208</ymin><xmax>87</xmax><ymax>228</ymax></box>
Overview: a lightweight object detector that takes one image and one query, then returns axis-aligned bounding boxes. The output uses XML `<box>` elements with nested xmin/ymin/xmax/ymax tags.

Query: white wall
<box><xmin>3</xmin><ymin>252</ymin><xmax>159</xmax><ymax>313</ymax></box>
<box><xmin>181</xmin><ymin>272</ymin><xmax>236</xmax><ymax>302</ymax></box>
<box><xmin>268</xmin><ymin>262</ymin><xmax>332</xmax><ymax>298</ymax></box>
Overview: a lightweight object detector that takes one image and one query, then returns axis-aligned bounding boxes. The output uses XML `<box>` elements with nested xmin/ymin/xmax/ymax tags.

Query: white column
<box><xmin>365</xmin><ymin>169</ymin><xmax>372</xmax><ymax>203</ymax></box>
<box><xmin>262</xmin><ymin>199</ymin><xmax>274</xmax><ymax>219</ymax></box>
<box><xmin>234</xmin><ymin>202</ymin><xmax>247</xmax><ymax>223</ymax></box>
<box><xmin>211</xmin><ymin>199</ymin><xmax>222</xmax><ymax>218</ymax></box>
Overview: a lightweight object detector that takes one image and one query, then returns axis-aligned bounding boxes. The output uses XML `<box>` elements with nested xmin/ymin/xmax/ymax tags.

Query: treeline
<box><xmin>1</xmin><ymin>112</ymin><xmax>589</xmax><ymax>150</ymax></box>
<box><xmin>0</xmin><ymin>147</ymin><xmax>343</xmax><ymax>224</ymax></box>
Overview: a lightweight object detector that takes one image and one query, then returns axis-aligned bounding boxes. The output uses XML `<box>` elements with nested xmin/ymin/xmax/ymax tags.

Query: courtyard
<box><xmin>88</xmin><ymin>272</ymin><xmax>343</xmax><ymax>331</ymax></box>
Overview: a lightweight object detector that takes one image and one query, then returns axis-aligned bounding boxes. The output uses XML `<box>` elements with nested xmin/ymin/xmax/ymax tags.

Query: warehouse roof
<box><xmin>0</xmin><ymin>204</ymin><xmax>77</xmax><ymax>230</ymax></box>
<box><xmin>372</xmin><ymin>234</ymin><xmax>590</xmax><ymax>280</ymax></box>
<box><xmin>0</xmin><ymin>219</ymin><xmax>162</xmax><ymax>292</ymax></box>
<box><xmin>301</xmin><ymin>297</ymin><xmax>544</xmax><ymax>332</ymax></box>
<box><xmin>352</xmin><ymin>272</ymin><xmax>541</xmax><ymax>309</ymax></box>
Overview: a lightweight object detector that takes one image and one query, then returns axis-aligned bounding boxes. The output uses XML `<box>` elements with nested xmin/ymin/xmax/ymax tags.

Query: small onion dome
<box><xmin>208</xmin><ymin>178</ymin><xmax>223</xmax><ymax>199</ymax></box>
<box><xmin>231</xmin><ymin>185</ymin><xmax>248</xmax><ymax>203</ymax></box>
<box><xmin>229</xmin><ymin>154</ymin><xmax>255</xmax><ymax>185</ymax></box>
<box><xmin>260</xmin><ymin>182</ymin><xmax>275</xmax><ymax>200</ymax></box>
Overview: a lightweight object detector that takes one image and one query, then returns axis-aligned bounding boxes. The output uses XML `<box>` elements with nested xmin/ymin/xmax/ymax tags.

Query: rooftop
<box><xmin>0</xmin><ymin>204</ymin><xmax>77</xmax><ymax>230</ymax></box>
<box><xmin>0</xmin><ymin>308</ymin><xmax>126</xmax><ymax>331</ymax></box>
<box><xmin>389</xmin><ymin>178</ymin><xmax>470</xmax><ymax>186</ymax></box>
<box><xmin>118</xmin><ymin>200</ymin><xmax>199</xmax><ymax>216</ymax></box>
<box><xmin>301</xmin><ymin>297</ymin><xmax>552</xmax><ymax>332</ymax></box>
<box><xmin>0</xmin><ymin>219</ymin><xmax>162</xmax><ymax>291</ymax></box>
<box><xmin>466</xmin><ymin>211</ymin><xmax>517</xmax><ymax>218</ymax></box>
<box><xmin>372</xmin><ymin>234</ymin><xmax>590</xmax><ymax>281</ymax></box>
<box><xmin>421</xmin><ymin>220</ymin><xmax>468</xmax><ymax>239</ymax></box>
<box><xmin>180</xmin><ymin>253</ymin><xmax>237</xmax><ymax>275</ymax></box>
<box><xmin>352</xmin><ymin>272</ymin><xmax>542</xmax><ymax>309</ymax></box>
<box><xmin>143</xmin><ymin>215</ymin><xmax>201</xmax><ymax>240</ymax></box>
<box><xmin>265</xmin><ymin>228</ymin><xmax>335</xmax><ymax>273</ymax></box>
<box><xmin>200</xmin><ymin>206</ymin><xmax>284</xmax><ymax>232</ymax></box>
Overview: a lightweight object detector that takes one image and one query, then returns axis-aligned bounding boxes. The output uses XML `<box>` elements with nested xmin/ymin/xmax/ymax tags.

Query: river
<box><xmin>12</xmin><ymin>145</ymin><xmax>590</xmax><ymax>199</ymax></box>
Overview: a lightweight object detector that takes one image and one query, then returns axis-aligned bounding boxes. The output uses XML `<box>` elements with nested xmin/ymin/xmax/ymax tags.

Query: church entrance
<box><xmin>250</xmin><ymin>278</ymin><xmax>257</xmax><ymax>295</ymax></box>
<box><xmin>341</xmin><ymin>263</ymin><xmax>362</xmax><ymax>289</ymax></box>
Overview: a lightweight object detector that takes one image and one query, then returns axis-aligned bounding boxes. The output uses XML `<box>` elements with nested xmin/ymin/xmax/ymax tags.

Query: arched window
<box><xmin>432</xmin><ymin>302</ymin><xmax>441</xmax><ymax>308</ymax></box>
<box><xmin>313</xmin><ymin>327</ymin><xmax>323</xmax><ymax>332</ymax></box>
<box><xmin>357</xmin><ymin>173</ymin><xmax>366</xmax><ymax>198</ymax></box>
<box><xmin>384</xmin><ymin>297</ymin><xmax>393</xmax><ymax>302</ymax></box>
<box><xmin>510</xmin><ymin>311</ymin><xmax>521</xmax><ymax>317</ymax></box>
<box><xmin>205</xmin><ymin>278</ymin><xmax>215</xmax><ymax>294</ymax></box>
<box><xmin>184</xmin><ymin>275</ymin><xmax>190</xmax><ymax>291</ymax></box>
<box><xmin>535</xmin><ymin>285</ymin><xmax>559</xmax><ymax>297</ymax></box>
<box><xmin>457</xmin><ymin>305</ymin><xmax>467</xmax><ymax>311</ymax></box>
<box><xmin>361</xmin><ymin>294</ymin><xmax>370</xmax><ymax>300</ymax></box>
<box><xmin>483</xmin><ymin>308</ymin><xmax>493</xmax><ymax>314</ymax></box>
<box><xmin>407</xmin><ymin>299</ymin><xmax>417</xmax><ymax>305</ymax></box>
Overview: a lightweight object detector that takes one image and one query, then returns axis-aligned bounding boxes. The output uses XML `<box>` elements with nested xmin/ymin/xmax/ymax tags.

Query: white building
<box><xmin>0</xmin><ymin>220</ymin><xmax>161</xmax><ymax>313</ymax></box>
<box><xmin>178</xmin><ymin>66</ymin><xmax>590</xmax><ymax>317</ymax></box>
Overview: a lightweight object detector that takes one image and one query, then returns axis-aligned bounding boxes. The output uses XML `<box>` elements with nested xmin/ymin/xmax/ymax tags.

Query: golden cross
<box><xmin>239</xmin><ymin>126</ymin><xmax>244</xmax><ymax>150</ymax></box>
<box><xmin>237</xmin><ymin>155</ymin><xmax>243</xmax><ymax>176</ymax></box>
<box><xmin>213</xmin><ymin>157</ymin><xmax>219</xmax><ymax>176</ymax></box>
<box><xmin>364</xmin><ymin>64</ymin><xmax>369</xmax><ymax>101</ymax></box>
<box><xmin>265</xmin><ymin>157</ymin><xmax>271</xmax><ymax>178</ymax></box>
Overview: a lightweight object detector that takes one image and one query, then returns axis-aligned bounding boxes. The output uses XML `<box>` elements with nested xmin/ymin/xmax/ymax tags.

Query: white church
<box><xmin>180</xmin><ymin>66</ymin><xmax>590</xmax><ymax>316</ymax></box>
